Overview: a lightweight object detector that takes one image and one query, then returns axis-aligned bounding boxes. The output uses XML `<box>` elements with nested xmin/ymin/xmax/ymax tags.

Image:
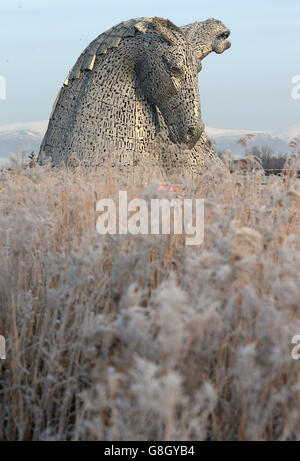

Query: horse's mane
<box><xmin>64</xmin><ymin>17</ymin><xmax>184</xmax><ymax>84</ymax></box>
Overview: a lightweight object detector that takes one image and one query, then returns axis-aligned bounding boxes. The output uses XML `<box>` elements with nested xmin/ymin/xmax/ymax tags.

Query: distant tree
<box><xmin>248</xmin><ymin>145</ymin><xmax>291</xmax><ymax>176</ymax></box>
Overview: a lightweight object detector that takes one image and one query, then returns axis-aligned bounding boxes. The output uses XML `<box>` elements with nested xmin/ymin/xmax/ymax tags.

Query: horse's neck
<box><xmin>133</xmin><ymin>85</ymin><xmax>159</xmax><ymax>151</ymax></box>
<box><xmin>95</xmin><ymin>50</ymin><xmax>158</xmax><ymax>152</ymax></box>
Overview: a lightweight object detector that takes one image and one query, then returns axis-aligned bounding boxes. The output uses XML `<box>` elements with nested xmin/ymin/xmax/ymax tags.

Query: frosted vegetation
<box><xmin>1</xmin><ymin>156</ymin><xmax>300</xmax><ymax>441</ymax></box>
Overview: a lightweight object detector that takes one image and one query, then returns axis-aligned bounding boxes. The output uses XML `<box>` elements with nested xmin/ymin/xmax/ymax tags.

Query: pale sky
<box><xmin>0</xmin><ymin>0</ymin><xmax>299</xmax><ymax>130</ymax></box>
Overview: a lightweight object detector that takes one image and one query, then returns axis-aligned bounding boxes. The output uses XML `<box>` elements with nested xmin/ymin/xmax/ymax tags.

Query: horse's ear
<box><xmin>134</xmin><ymin>17</ymin><xmax>184</xmax><ymax>46</ymax></box>
<box><xmin>151</xmin><ymin>17</ymin><xmax>184</xmax><ymax>46</ymax></box>
<box><xmin>134</xmin><ymin>21</ymin><xmax>149</xmax><ymax>34</ymax></box>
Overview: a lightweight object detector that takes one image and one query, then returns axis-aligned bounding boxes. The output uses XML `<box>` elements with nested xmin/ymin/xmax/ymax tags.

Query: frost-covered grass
<box><xmin>0</xmin><ymin>161</ymin><xmax>300</xmax><ymax>441</ymax></box>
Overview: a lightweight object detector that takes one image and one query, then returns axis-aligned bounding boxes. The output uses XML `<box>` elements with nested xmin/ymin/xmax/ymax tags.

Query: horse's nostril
<box><xmin>187</xmin><ymin>127</ymin><xmax>196</xmax><ymax>138</ymax></box>
<box><xmin>185</xmin><ymin>124</ymin><xmax>203</xmax><ymax>146</ymax></box>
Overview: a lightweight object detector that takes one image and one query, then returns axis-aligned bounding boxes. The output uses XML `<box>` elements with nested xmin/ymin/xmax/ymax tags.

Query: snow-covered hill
<box><xmin>0</xmin><ymin>120</ymin><xmax>299</xmax><ymax>165</ymax></box>
<box><xmin>206</xmin><ymin>123</ymin><xmax>300</xmax><ymax>158</ymax></box>
<box><xmin>0</xmin><ymin>121</ymin><xmax>48</xmax><ymax>165</ymax></box>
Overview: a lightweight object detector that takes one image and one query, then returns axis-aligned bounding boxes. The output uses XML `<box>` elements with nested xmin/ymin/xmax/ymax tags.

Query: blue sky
<box><xmin>0</xmin><ymin>0</ymin><xmax>299</xmax><ymax>130</ymax></box>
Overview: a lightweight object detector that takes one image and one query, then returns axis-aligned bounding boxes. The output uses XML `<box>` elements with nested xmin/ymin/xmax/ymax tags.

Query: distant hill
<box><xmin>0</xmin><ymin>121</ymin><xmax>48</xmax><ymax>165</ymax></box>
<box><xmin>0</xmin><ymin>120</ymin><xmax>299</xmax><ymax>165</ymax></box>
<box><xmin>206</xmin><ymin>123</ymin><xmax>300</xmax><ymax>158</ymax></box>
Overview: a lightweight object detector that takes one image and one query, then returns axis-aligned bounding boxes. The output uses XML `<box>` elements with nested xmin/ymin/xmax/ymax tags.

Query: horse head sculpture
<box><xmin>39</xmin><ymin>17</ymin><xmax>231</xmax><ymax>175</ymax></box>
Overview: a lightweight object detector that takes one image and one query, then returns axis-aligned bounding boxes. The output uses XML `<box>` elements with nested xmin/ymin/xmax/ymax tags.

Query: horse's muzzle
<box><xmin>182</xmin><ymin>122</ymin><xmax>204</xmax><ymax>148</ymax></box>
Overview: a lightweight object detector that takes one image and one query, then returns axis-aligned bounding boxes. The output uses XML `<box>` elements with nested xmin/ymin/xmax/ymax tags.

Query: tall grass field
<box><xmin>1</xmin><ymin>159</ymin><xmax>300</xmax><ymax>441</ymax></box>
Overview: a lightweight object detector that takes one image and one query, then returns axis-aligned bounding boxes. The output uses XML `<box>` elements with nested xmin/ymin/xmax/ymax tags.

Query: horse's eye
<box><xmin>170</xmin><ymin>66</ymin><xmax>183</xmax><ymax>77</ymax></box>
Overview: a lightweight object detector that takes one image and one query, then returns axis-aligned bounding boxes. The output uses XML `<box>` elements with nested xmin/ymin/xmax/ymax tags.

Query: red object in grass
<box><xmin>159</xmin><ymin>184</ymin><xmax>182</xmax><ymax>194</ymax></box>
